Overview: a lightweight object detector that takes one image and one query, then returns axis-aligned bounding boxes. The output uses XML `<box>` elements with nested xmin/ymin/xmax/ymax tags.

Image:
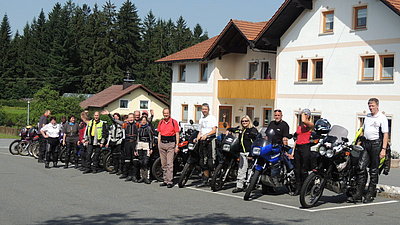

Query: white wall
<box><xmin>277</xmin><ymin>0</ymin><xmax>400</xmax><ymax>151</ymax></box>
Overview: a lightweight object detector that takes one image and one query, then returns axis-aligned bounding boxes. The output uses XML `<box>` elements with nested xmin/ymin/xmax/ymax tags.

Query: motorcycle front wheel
<box><xmin>9</xmin><ymin>140</ymin><xmax>20</xmax><ymax>155</ymax></box>
<box><xmin>244</xmin><ymin>170</ymin><xmax>260</xmax><ymax>201</ymax></box>
<box><xmin>103</xmin><ymin>152</ymin><xmax>114</xmax><ymax>172</ymax></box>
<box><xmin>151</xmin><ymin>158</ymin><xmax>164</xmax><ymax>182</ymax></box>
<box><xmin>300</xmin><ymin>173</ymin><xmax>326</xmax><ymax>208</ymax></box>
<box><xmin>211</xmin><ymin>163</ymin><xmax>229</xmax><ymax>192</ymax></box>
<box><xmin>178</xmin><ymin>163</ymin><xmax>194</xmax><ymax>188</ymax></box>
<box><xmin>31</xmin><ymin>142</ymin><xmax>40</xmax><ymax>159</ymax></box>
<box><xmin>17</xmin><ymin>142</ymin><xmax>29</xmax><ymax>156</ymax></box>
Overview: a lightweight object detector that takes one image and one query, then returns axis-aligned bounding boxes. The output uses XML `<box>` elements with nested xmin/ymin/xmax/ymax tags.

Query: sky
<box><xmin>0</xmin><ymin>0</ymin><xmax>284</xmax><ymax>38</ymax></box>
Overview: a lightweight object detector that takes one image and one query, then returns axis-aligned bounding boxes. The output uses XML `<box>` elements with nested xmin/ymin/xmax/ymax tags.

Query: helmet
<box><xmin>26</xmin><ymin>125</ymin><xmax>32</xmax><ymax>130</ymax></box>
<box><xmin>314</xmin><ymin>118</ymin><xmax>331</xmax><ymax>134</ymax></box>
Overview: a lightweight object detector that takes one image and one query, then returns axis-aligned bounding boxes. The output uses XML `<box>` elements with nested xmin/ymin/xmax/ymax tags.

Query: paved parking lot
<box><xmin>1</xmin><ymin>139</ymin><xmax>399</xmax><ymax>224</ymax></box>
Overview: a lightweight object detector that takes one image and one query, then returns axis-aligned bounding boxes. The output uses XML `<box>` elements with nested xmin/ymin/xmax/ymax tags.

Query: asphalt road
<box><xmin>1</xmin><ymin>139</ymin><xmax>400</xmax><ymax>225</ymax></box>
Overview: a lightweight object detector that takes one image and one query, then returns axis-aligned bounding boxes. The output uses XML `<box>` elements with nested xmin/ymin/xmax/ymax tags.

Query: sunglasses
<box><xmin>241</xmin><ymin>120</ymin><xmax>249</xmax><ymax>123</ymax></box>
<box><xmin>274</xmin><ymin>109</ymin><xmax>282</xmax><ymax>112</ymax></box>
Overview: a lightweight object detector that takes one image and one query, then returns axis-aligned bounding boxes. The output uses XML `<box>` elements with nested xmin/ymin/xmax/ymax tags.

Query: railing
<box><xmin>218</xmin><ymin>79</ymin><xmax>276</xmax><ymax>99</ymax></box>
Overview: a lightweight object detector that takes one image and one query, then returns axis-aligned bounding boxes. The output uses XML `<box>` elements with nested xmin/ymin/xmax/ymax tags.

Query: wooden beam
<box><xmin>261</xmin><ymin>37</ymin><xmax>280</xmax><ymax>47</ymax></box>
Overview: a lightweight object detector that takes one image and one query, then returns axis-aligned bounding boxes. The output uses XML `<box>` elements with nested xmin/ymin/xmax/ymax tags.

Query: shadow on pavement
<box><xmin>39</xmin><ymin>211</ymin><xmax>308</xmax><ymax>224</ymax></box>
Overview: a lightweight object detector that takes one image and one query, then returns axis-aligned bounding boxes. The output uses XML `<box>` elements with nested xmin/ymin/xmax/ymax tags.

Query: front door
<box><xmin>219</xmin><ymin>106</ymin><xmax>232</xmax><ymax>132</ymax></box>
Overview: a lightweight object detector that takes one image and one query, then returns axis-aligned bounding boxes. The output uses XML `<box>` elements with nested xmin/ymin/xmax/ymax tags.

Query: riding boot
<box><xmin>143</xmin><ymin>169</ymin><xmax>151</xmax><ymax>184</ymax></box>
<box><xmin>137</xmin><ymin>169</ymin><xmax>145</xmax><ymax>183</ymax></box>
<box><xmin>45</xmin><ymin>161</ymin><xmax>50</xmax><ymax>169</ymax></box>
<box><xmin>53</xmin><ymin>162</ymin><xmax>58</xmax><ymax>168</ymax></box>
<box><xmin>364</xmin><ymin>185</ymin><xmax>376</xmax><ymax>203</ymax></box>
<box><xmin>64</xmin><ymin>161</ymin><xmax>69</xmax><ymax>169</ymax></box>
<box><xmin>196</xmin><ymin>175</ymin><xmax>209</xmax><ymax>188</ymax></box>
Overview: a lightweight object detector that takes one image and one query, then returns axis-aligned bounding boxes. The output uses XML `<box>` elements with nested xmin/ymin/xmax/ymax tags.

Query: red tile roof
<box><xmin>80</xmin><ymin>84</ymin><xmax>169</xmax><ymax>109</ymax></box>
<box><xmin>381</xmin><ymin>0</ymin><xmax>400</xmax><ymax>15</ymax></box>
<box><xmin>156</xmin><ymin>20</ymin><xmax>267</xmax><ymax>63</ymax></box>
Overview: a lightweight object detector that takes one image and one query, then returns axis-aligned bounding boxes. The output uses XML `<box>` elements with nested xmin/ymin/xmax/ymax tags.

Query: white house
<box><xmin>156</xmin><ymin>20</ymin><xmax>277</xmax><ymax>131</ymax></box>
<box><xmin>255</xmin><ymin>0</ymin><xmax>400</xmax><ymax>150</ymax></box>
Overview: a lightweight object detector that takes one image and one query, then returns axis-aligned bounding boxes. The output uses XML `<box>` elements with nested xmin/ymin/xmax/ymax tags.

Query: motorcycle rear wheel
<box><xmin>244</xmin><ymin>170</ymin><xmax>260</xmax><ymax>201</ymax></box>
<box><xmin>9</xmin><ymin>140</ymin><xmax>20</xmax><ymax>155</ymax></box>
<box><xmin>17</xmin><ymin>142</ymin><xmax>29</xmax><ymax>156</ymax></box>
<box><xmin>300</xmin><ymin>173</ymin><xmax>326</xmax><ymax>208</ymax></box>
<box><xmin>151</xmin><ymin>158</ymin><xmax>164</xmax><ymax>182</ymax></box>
<box><xmin>178</xmin><ymin>163</ymin><xmax>194</xmax><ymax>188</ymax></box>
<box><xmin>211</xmin><ymin>163</ymin><xmax>229</xmax><ymax>192</ymax></box>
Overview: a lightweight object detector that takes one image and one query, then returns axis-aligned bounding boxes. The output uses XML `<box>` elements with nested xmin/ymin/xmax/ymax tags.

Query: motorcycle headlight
<box><xmin>252</xmin><ymin>147</ymin><xmax>261</xmax><ymax>156</ymax></box>
<box><xmin>326</xmin><ymin>149</ymin><xmax>334</xmax><ymax>158</ymax></box>
<box><xmin>222</xmin><ymin>144</ymin><xmax>230</xmax><ymax>152</ymax></box>
<box><xmin>319</xmin><ymin>145</ymin><xmax>327</xmax><ymax>156</ymax></box>
<box><xmin>188</xmin><ymin>143</ymin><xmax>195</xmax><ymax>151</ymax></box>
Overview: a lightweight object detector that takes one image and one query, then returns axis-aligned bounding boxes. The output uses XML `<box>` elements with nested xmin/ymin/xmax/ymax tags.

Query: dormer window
<box><xmin>354</xmin><ymin>6</ymin><xmax>367</xmax><ymax>30</ymax></box>
<box><xmin>322</xmin><ymin>11</ymin><xmax>334</xmax><ymax>33</ymax></box>
<box><xmin>179</xmin><ymin>64</ymin><xmax>186</xmax><ymax>82</ymax></box>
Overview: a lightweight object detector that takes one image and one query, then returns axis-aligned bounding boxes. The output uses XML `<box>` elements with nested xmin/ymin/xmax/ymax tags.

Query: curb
<box><xmin>377</xmin><ymin>184</ymin><xmax>400</xmax><ymax>199</ymax></box>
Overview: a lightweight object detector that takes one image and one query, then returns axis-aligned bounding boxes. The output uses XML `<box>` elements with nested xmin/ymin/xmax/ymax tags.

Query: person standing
<box><xmin>38</xmin><ymin>110</ymin><xmax>51</xmax><ymax>163</ymax></box>
<box><xmin>63</xmin><ymin>115</ymin><xmax>80</xmax><ymax>169</ymax></box>
<box><xmin>78</xmin><ymin>112</ymin><xmax>90</xmax><ymax>171</ymax></box>
<box><xmin>157</xmin><ymin>108</ymin><xmax>180</xmax><ymax>188</ymax></box>
<box><xmin>266</xmin><ymin>109</ymin><xmax>290</xmax><ymax>145</ymax></box>
<box><xmin>105</xmin><ymin>112</ymin><xmax>125</xmax><ymax>175</ymax></box>
<box><xmin>136</xmin><ymin>116</ymin><xmax>154</xmax><ymax>184</ymax></box>
<box><xmin>230</xmin><ymin>115</ymin><xmax>258</xmax><ymax>193</ymax></box>
<box><xmin>291</xmin><ymin>108</ymin><xmax>314</xmax><ymax>196</ymax></box>
<box><xmin>40</xmin><ymin>116</ymin><xmax>62</xmax><ymax>168</ymax></box>
<box><xmin>195</xmin><ymin>103</ymin><xmax>218</xmax><ymax>188</ymax></box>
<box><xmin>355</xmin><ymin>98</ymin><xmax>389</xmax><ymax>203</ymax></box>
<box><xmin>83</xmin><ymin>111</ymin><xmax>108</xmax><ymax>174</ymax></box>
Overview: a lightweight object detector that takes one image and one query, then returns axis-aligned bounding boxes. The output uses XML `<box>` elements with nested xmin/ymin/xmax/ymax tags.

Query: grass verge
<box><xmin>0</xmin><ymin>133</ymin><xmax>19</xmax><ymax>139</ymax></box>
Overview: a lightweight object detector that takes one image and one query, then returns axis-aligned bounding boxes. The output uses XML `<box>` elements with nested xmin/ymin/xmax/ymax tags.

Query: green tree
<box><xmin>0</xmin><ymin>14</ymin><xmax>12</xmax><ymax>98</ymax></box>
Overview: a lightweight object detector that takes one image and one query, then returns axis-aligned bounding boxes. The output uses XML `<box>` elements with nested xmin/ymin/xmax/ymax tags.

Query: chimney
<box><xmin>123</xmin><ymin>70</ymin><xmax>135</xmax><ymax>90</ymax></box>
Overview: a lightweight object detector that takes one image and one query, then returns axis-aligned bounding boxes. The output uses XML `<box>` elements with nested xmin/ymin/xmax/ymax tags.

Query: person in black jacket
<box><xmin>136</xmin><ymin>116</ymin><xmax>154</xmax><ymax>184</ymax></box>
<box><xmin>230</xmin><ymin>115</ymin><xmax>258</xmax><ymax>193</ymax></box>
<box><xmin>62</xmin><ymin>115</ymin><xmax>80</xmax><ymax>169</ymax></box>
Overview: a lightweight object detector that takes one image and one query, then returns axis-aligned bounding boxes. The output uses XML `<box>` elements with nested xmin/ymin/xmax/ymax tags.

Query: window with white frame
<box><xmin>262</xmin><ymin>108</ymin><xmax>272</xmax><ymax>127</ymax></box>
<box><xmin>381</xmin><ymin>55</ymin><xmax>394</xmax><ymax>80</ymax></box>
<box><xmin>182</xmin><ymin>104</ymin><xmax>188</xmax><ymax>122</ymax></box>
<box><xmin>179</xmin><ymin>64</ymin><xmax>186</xmax><ymax>82</ymax></box>
<box><xmin>360</xmin><ymin>55</ymin><xmax>394</xmax><ymax>81</ymax></box>
<box><xmin>361</xmin><ymin>56</ymin><xmax>375</xmax><ymax>80</ymax></box>
<box><xmin>119</xmin><ymin>99</ymin><xmax>129</xmax><ymax>109</ymax></box>
<box><xmin>195</xmin><ymin>105</ymin><xmax>202</xmax><ymax>123</ymax></box>
<box><xmin>139</xmin><ymin>100</ymin><xmax>149</xmax><ymax>110</ymax></box>
<box><xmin>295</xmin><ymin>111</ymin><xmax>321</xmax><ymax>127</ymax></box>
<box><xmin>248</xmin><ymin>62</ymin><xmax>258</xmax><ymax>79</ymax></box>
<box><xmin>200</xmin><ymin>63</ymin><xmax>208</xmax><ymax>81</ymax></box>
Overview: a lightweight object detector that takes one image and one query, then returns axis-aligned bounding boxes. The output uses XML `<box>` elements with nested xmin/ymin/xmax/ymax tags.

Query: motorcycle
<box><xmin>299</xmin><ymin>124</ymin><xmax>365</xmax><ymax>208</ymax></box>
<box><xmin>152</xmin><ymin>120</ymin><xmax>196</xmax><ymax>182</ymax></box>
<box><xmin>17</xmin><ymin>126</ymin><xmax>39</xmax><ymax>157</ymax></box>
<box><xmin>210</xmin><ymin>128</ymin><xmax>240</xmax><ymax>192</ymax></box>
<box><xmin>243</xmin><ymin>129</ymin><xmax>296</xmax><ymax>201</ymax></box>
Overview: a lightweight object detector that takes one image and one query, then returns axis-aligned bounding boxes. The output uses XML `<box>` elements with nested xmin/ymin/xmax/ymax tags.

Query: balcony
<box><xmin>218</xmin><ymin>79</ymin><xmax>276</xmax><ymax>99</ymax></box>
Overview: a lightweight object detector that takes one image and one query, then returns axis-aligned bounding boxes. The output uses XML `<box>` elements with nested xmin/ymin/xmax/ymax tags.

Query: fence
<box><xmin>0</xmin><ymin>126</ymin><xmax>19</xmax><ymax>136</ymax></box>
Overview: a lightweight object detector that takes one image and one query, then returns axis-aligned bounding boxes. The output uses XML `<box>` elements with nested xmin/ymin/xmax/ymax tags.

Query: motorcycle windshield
<box><xmin>326</xmin><ymin>125</ymin><xmax>348</xmax><ymax>144</ymax></box>
<box><xmin>252</xmin><ymin>133</ymin><xmax>272</xmax><ymax>147</ymax></box>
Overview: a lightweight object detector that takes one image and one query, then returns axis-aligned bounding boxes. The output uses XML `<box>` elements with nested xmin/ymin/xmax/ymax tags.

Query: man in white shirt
<box><xmin>195</xmin><ymin>103</ymin><xmax>217</xmax><ymax>187</ymax></box>
<box><xmin>356</xmin><ymin>98</ymin><xmax>389</xmax><ymax>203</ymax></box>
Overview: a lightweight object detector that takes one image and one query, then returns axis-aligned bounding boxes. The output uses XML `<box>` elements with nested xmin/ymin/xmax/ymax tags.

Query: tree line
<box><xmin>0</xmin><ymin>0</ymin><xmax>208</xmax><ymax>100</ymax></box>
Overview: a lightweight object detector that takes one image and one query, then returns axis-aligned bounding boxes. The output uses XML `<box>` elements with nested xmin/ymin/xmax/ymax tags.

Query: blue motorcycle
<box><xmin>243</xmin><ymin>129</ymin><xmax>295</xmax><ymax>201</ymax></box>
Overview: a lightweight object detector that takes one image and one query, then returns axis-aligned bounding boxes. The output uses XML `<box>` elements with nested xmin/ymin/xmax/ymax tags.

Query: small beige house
<box><xmin>80</xmin><ymin>83</ymin><xmax>169</xmax><ymax>120</ymax></box>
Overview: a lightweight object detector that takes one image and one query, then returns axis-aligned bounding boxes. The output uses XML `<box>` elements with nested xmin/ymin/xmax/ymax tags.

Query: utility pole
<box><xmin>27</xmin><ymin>98</ymin><xmax>31</xmax><ymax>125</ymax></box>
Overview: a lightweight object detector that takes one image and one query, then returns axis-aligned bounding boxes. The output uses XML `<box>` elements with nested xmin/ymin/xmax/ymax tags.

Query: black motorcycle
<box><xmin>210</xmin><ymin>128</ymin><xmax>240</xmax><ymax>191</ymax></box>
<box><xmin>299</xmin><ymin>124</ymin><xmax>365</xmax><ymax>208</ymax></box>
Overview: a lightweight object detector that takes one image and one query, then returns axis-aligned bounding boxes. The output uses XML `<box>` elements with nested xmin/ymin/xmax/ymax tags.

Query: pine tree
<box><xmin>0</xmin><ymin>14</ymin><xmax>12</xmax><ymax>98</ymax></box>
<box><xmin>174</xmin><ymin>16</ymin><xmax>193</xmax><ymax>51</ymax></box>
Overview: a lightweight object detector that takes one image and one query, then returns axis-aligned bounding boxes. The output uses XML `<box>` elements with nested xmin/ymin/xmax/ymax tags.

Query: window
<box><xmin>195</xmin><ymin>105</ymin><xmax>202</xmax><ymax>123</ymax></box>
<box><xmin>323</xmin><ymin>11</ymin><xmax>334</xmax><ymax>33</ymax></box>
<box><xmin>246</xmin><ymin>107</ymin><xmax>254</xmax><ymax>121</ymax></box>
<box><xmin>362</xmin><ymin>56</ymin><xmax>375</xmax><ymax>80</ymax></box>
<box><xmin>262</xmin><ymin>108</ymin><xmax>272</xmax><ymax>127</ymax></box>
<box><xmin>139</xmin><ymin>100</ymin><xmax>149</xmax><ymax>110</ymax></box>
<box><xmin>313</xmin><ymin>59</ymin><xmax>323</xmax><ymax>80</ymax></box>
<box><xmin>298</xmin><ymin>60</ymin><xmax>308</xmax><ymax>81</ymax></box>
<box><xmin>249</xmin><ymin>62</ymin><xmax>258</xmax><ymax>79</ymax></box>
<box><xmin>261</xmin><ymin>61</ymin><xmax>272</xmax><ymax>79</ymax></box>
<box><xmin>354</xmin><ymin>6</ymin><xmax>367</xmax><ymax>30</ymax></box>
<box><xmin>381</xmin><ymin>55</ymin><xmax>394</xmax><ymax>80</ymax></box>
<box><xmin>200</xmin><ymin>63</ymin><xmax>208</xmax><ymax>81</ymax></box>
<box><xmin>182</xmin><ymin>104</ymin><xmax>188</xmax><ymax>122</ymax></box>
<box><xmin>179</xmin><ymin>64</ymin><xmax>186</xmax><ymax>81</ymax></box>
<box><xmin>119</xmin><ymin>99</ymin><xmax>129</xmax><ymax>109</ymax></box>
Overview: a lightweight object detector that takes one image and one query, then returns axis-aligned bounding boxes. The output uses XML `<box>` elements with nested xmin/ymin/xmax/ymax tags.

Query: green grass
<box><xmin>0</xmin><ymin>133</ymin><xmax>19</xmax><ymax>139</ymax></box>
<box><xmin>3</xmin><ymin>106</ymin><xmax>27</xmax><ymax>115</ymax></box>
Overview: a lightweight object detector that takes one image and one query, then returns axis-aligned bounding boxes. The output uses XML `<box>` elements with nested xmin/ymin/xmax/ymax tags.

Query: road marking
<box><xmin>186</xmin><ymin>187</ymin><xmax>398</xmax><ymax>212</ymax></box>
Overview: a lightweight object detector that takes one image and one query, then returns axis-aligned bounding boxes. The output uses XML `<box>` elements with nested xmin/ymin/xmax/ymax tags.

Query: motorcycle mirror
<box><xmin>253</xmin><ymin>120</ymin><xmax>259</xmax><ymax>127</ymax></box>
<box><xmin>223</xmin><ymin>122</ymin><xmax>227</xmax><ymax>128</ymax></box>
<box><xmin>352</xmin><ymin>145</ymin><xmax>364</xmax><ymax>151</ymax></box>
<box><xmin>342</xmin><ymin>137</ymin><xmax>349</xmax><ymax>142</ymax></box>
<box><xmin>189</xmin><ymin>119</ymin><xmax>194</xmax><ymax>125</ymax></box>
<box><xmin>287</xmin><ymin>134</ymin><xmax>293</xmax><ymax>139</ymax></box>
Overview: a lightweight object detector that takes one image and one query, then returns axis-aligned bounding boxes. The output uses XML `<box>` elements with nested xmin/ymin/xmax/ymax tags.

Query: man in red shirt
<box><xmin>157</xmin><ymin>108</ymin><xmax>180</xmax><ymax>188</ymax></box>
